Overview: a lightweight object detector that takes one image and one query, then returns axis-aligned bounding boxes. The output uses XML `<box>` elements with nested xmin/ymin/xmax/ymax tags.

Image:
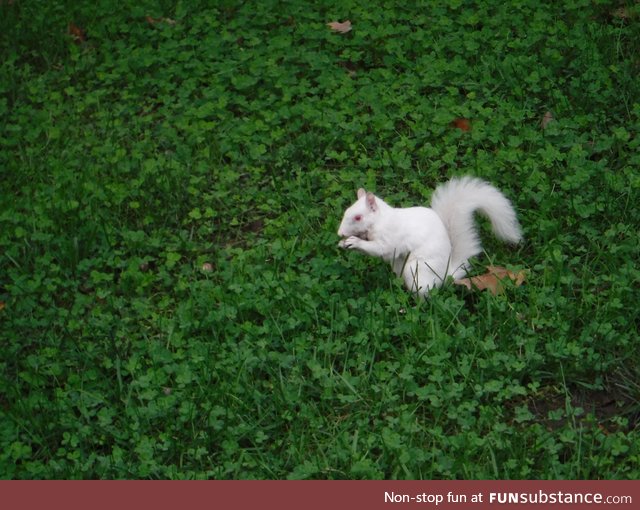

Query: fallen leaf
<box><xmin>454</xmin><ymin>266</ymin><xmax>526</xmax><ymax>295</ymax></box>
<box><xmin>68</xmin><ymin>23</ymin><xmax>87</xmax><ymax>43</ymax></box>
<box><xmin>451</xmin><ymin>118</ymin><xmax>471</xmax><ymax>132</ymax></box>
<box><xmin>611</xmin><ymin>7</ymin><xmax>631</xmax><ymax>19</ymax></box>
<box><xmin>488</xmin><ymin>265</ymin><xmax>527</xmax><ymax>286</ymax></box>
<box><xmin>146</xmin><ymin>16</ymin><xmax>177</xmax><ymax>25</ymax></box>
<box><xmin>541</xmin><ymin>111</ymin><xmax>554</xmax><ymax>129</ymax></box>
<box><xmin>0</xmin><ymin>301</ymin><xmax>5</xmax><ymax>311</ymax></box>
<box><xmin>327</xmin><ymin>20</ymin><xmax>352</xmax><ymax>33</ymax></box>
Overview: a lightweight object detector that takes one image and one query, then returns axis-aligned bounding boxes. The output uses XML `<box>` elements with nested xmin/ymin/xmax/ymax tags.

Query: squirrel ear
<box><xmin>357</xmin><ymin>188</ymin><xmax>366</xmax><ymax>199</ymax></box>
<box><xmin>366</xmin><ymin>192</ymin><xmax>377</xmax><ymax>212</ymax></box>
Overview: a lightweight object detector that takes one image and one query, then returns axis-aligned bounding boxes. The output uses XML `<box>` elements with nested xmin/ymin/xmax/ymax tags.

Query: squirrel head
<box><xmin>337</xmin><ymin>188</ymin><xmax>380</xmax><ymax>241</ymax></box>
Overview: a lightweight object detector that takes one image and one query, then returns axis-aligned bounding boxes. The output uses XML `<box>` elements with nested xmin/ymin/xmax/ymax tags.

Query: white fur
<box><xmin>337</xmin><ymin>177</ymin><xmax>522</xmax><ymax>296</ymax></box>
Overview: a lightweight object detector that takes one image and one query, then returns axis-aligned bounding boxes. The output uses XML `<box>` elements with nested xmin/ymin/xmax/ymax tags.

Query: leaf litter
<box><xmin>327</xmin><ymin>20</ymin><xmax>352</xmax><ymax>33</ymax></box>
<box><xmin>454</xmin><ymin>266</ymin><xmax>527</xmax><ymax>295</ymax></box>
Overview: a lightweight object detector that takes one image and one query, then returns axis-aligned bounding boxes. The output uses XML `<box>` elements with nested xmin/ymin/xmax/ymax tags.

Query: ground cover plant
<box><xmin>1</xmin><ymin>0</ymin><xmax>639</xmax><ymax>479</ymax></box>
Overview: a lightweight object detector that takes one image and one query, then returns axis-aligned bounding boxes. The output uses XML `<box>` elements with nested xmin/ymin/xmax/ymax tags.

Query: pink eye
<box><xmin>354</xmin><ymin>215</ymin><xmax>363</xmax><ymax>222</ymax></box>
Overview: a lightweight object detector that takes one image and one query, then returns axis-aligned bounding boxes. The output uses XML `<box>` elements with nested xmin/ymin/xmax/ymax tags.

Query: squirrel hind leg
<box><xmin>401</xmin><ymin>259</ymin><xmax>445</xmax><ymax>296</ymax></box>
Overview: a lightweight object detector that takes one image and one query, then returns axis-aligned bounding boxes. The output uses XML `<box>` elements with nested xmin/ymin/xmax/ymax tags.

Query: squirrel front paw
<box><xmin>339</xmin><ymin>236</ymin><xmax>362</xmax><ymax>249</ymax></box>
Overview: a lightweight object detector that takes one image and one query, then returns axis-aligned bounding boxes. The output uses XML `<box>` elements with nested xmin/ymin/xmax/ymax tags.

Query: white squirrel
<box><xmin>337</xmin><ymin>176</ymin><xmax>523</xmax><ymax>296</ymax></box>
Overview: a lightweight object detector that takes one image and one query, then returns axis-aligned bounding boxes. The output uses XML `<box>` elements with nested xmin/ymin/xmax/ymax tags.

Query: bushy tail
<box><xmin>430</xmin><ymin>176</ymin><xmax>522</xmax><ymax>277</ymax></box>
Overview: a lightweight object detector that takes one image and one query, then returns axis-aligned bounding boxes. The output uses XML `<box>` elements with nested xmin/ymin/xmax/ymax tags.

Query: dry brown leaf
<box><xmin>68</xmin><ymin>23</ymin><xmax>87</xmax><ymax>43</ymax></box>
<box><xmin>488</xmin><ymin>265</ymin><xmax>527</xmax><ymax>286</ymax></box>
<box><xmin>327</xmin><ymin>20</ymin><xmax>352</xmax><ymax>33</ymax></box>
<box><xmin>0</xmin><ymin>301</ymin><xmax>5</xmax><ymax>311</ymax></box>
<box><xmin>455</xmin><ymin>273</ymin><xmax>501</xmax><ymax>294</ymax></box>
<box><xmin>611</xmin><ymin>7</ymin><xmax>631</xmax><ymax>19</ymax></box>
<box><xmin>451</xmin><ymin>118</ymin><xmax>471</xmax><ymax>132</ymax></box>
<box><xmin>541</xmin><ymin>111</ymin><xmax>554</xmax><ymax>129</ymax></box>
<box><xmin>454</xmin><ymin>266</ymin><xmax>526</xmax><ymax>295</ymax></box>
<box><xmin>146</xmin><ymin>16</ymin><xmax>177</xmax><ymax>25</ymax></box>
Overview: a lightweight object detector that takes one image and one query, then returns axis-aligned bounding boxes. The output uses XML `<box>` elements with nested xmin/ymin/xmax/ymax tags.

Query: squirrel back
<box><xmin>338</xmin><ymin>176</ymin><xmax>522</xmax><ymax>295</ymax></box>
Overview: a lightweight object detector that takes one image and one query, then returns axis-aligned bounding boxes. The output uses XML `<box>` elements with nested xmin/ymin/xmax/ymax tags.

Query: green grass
<box><xmin>1</xmin><ymin>0</ymin><xmax>639</xmax><ymax>479</ymax></box>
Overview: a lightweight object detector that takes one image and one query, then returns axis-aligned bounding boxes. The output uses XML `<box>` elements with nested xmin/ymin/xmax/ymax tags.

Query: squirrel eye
<box><xmin>354</xmin><ymin>215</ymin><xmax>362</xmax><ymax>222</ymax></box>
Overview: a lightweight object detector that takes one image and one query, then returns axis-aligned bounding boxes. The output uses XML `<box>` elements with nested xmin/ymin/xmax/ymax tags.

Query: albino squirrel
<box><xmin>337</xmin><ymin>176</ymin><xmax>523</xmax><ymax>296</ymax></box>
